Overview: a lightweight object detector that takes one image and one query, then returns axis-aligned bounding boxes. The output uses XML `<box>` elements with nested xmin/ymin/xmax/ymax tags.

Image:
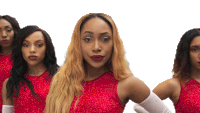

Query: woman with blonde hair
<box><xmin>46</xmin><ymin>13</ymin><xmax>171</xmax><ymax>113</ymax></box>
<box><xmin>134</xmin><ymin>28</ymin><xmax>200</xmax><ymax>113</ymax></box>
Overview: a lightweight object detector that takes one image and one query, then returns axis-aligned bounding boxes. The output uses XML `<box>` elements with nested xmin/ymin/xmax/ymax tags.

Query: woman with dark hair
<box><xmin>45</xmin><ymin>13</ymin><xmax>171</xmax><ymax>113</ymax></box>
<box><xmin>0</xmin><ymin>15</ymin><xmax>20</xmax><ymax>112</ymax></box>
<box><xmin>134</xmin><ymin>28</ymin><xmax>200</xmax><ymax>113</ymax></box>
<box><xmin>2</xmin><ymin>25</ymin><xmax>59</xmax><ymax>113</ymax></box>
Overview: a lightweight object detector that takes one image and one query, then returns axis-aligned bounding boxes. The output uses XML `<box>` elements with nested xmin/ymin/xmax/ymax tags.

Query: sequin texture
<box><xmin>175</xmin><ymin>78</ymin><xmax>200</xmax><ymax>113</ymax></box>
<box><xmin>70</xmin><ymin>71</ymin><xmax>125</xmax><ymax>113</ymax></box>
<box><xmin>13</xmin><ymin>70</ymin><xmax>51</xmax><ymax>113</ymax></box>
<box><xmin>0</xmin><ymin>54</ymin><xmax>12</xmax><ymax>113</ymax></box>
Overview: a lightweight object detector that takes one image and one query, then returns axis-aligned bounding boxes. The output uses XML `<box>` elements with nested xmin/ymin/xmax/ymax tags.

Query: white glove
<box><xmin>134</xmin><ymin>103</ymin><xmax>149</xmax><ymax>113</ymax></box>
<box><xmin>134</xmin><ymin>91</ymin><xmax>171</xmax><ymax>113</ymax></box>
<box><xmin>2</xmin><ymin>105</ymin><xmax>14</xmax><ymax>113</ymax></box>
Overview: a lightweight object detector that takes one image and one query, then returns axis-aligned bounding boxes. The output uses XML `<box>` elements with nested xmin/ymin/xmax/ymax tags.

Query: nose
<box><xmin>1</xmin><ymin>31</ymin><xmax>7</xmax><ymax>38</ymax></box>
<box><xmin>30</xmin><ymin>45</ymin><xmax>36</xmax><ymax>53</ymax></box>
<box><xmin>92</xmin><ymin>40</ymin><xmax>101</xmax><ymax>52</ymax></box>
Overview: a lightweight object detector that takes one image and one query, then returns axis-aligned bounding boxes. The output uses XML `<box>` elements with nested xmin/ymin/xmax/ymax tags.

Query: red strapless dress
<box><xmin>175</xmin><ymin>78</ymin><xmax>200</xmax><ymax>113</ymax></box>
<box><xmin>70</xmin><ymin>71</ymin><xmax>125</xmax><ymax>113</ymax></box>
<box><xmin>13</xmin><ymin>70</ymin><xmax>51</xmax><ymax>113</ymax></box>
<box><xmin>0</xmin><ymin>54</ymin><xmax>12</xmax><ymax>113</ymax></box>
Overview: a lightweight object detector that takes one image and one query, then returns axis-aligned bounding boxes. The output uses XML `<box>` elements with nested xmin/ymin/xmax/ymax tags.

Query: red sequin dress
<box><xmin>0</xmin><ymin>54</ymin><xmax>12</xmax><ymax>113</ymax></box>
<box><xmin>13</xmin><ymin>70</ymin><xmax>51</xmax><ymax>113</ymax></box>
<box><xmin>70</xmin><ymin>71</ymin><xmax>125</xmax><ymax>113</ymax></box>
<box><xmin>175</xmin><ymin>78</ymin><xmax>200</xmax><ymax>113</ymax></box>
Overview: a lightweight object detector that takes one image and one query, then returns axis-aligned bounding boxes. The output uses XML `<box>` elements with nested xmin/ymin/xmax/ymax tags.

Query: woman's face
<box><xmin>21</xmin><ymin>31</ymin><xmax>46</xmax><ymax>67</ymax></box>
<box><xmin>190</xmin><ymin>36</ymin><xmax>200</xmax><ymax>71</ymax></box>
<box><xmin>80</xmin><ymin>17</ymin><xmax>113</xmax><ymax>69</ymax></box>
<box><xmin>0</xmin><ymin>19</ymin><xmax>14</xmax><ymax>49</ymax></box>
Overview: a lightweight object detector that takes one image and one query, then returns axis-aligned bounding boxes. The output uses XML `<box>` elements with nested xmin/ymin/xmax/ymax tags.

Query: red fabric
<box><xmin>13</xmin><ymin>70</ymin><xmax>51</xmax><ymax>113</ymax></box>
<box><xmin>0</xmin><ymin>54</ymin><xmax>12</xmax><ymax>113</ymax></box>
<box><xmin>175</xmin><ymin>78</ymin><xmax>200</xmax><ymax>113</ymax></box>
<box><xmin>70</xmin><ymin>71</ymin><xmax>125</xmax><ymax>113</ymax></box>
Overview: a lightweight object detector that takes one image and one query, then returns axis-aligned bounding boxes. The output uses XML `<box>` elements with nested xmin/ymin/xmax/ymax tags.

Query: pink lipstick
<box><xmin>28</xmin><ymin>55</ymin><xmax>37</xmax><ymax>60</ymax></box>
<box><xmin>91</xmin><ymin>55</ymin><xmax>104</xmax><ymax>61</ymax></box>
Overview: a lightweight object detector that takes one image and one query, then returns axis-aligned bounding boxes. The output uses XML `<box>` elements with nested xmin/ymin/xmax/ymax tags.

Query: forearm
<box><xmin>134</xmin><ymin>91</ymin><xmax>171</xmax><ymax>113</ymax></box>
<box><xmin>2</xmin><ymin>105</ymin><xmax>14</xmax><ymax>113</ymax></box>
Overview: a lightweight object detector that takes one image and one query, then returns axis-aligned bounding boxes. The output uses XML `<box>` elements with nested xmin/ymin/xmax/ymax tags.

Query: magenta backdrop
<box><xmin>0</xmin><ymin>0</ymin><xmax>200</xmax><ymax>113</ymax></box>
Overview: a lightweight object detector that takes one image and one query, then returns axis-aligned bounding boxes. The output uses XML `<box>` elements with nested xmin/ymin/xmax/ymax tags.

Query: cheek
<box><xmin>106</xmin><ymin>43</ymin><xmax>113</xmax><ymax>55</ymax></box>
<box><xmin>21</xmin><ymin>49</ymin><xmax>28</xmax><ymax>60</ymax></box>
<box><xmin>9</xmin><ymin>31</ymin><xmax>15</xmax><ymax>40</ymax></box>
<box><xmin>190</xmin><ymin>53</ymin><xmax>197</xmax><ymax>63</ymax></box>
<box><xmin>41</xmin><ymin>47</ymin><xmax>46</xmax><ymax>58</ymax></box>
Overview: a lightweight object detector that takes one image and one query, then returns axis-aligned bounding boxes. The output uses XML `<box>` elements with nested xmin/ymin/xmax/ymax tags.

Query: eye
<box><xmin>83</xmin><ymin>37</ymin><xmax>91</xmax><ymax>42</ymax></box>
<box><xmin>22</xmin><ymin>44</ymin><xmax>28</xmax><ymax>47</ymax></box>
<box><xmin>191</xmin><ymin>48</ymin><xmax>198</xmax><ymax>51</ymax></box>
<box><xmin>101</xmin><ymin>37</ymin><xmax>110</xmax><ymax>42</ymax></box>
<box><xmin>37</xmin><ymin>43</ymin><xmax>43</xmax><ymax>47</ymax></box>
<box><xmin>6</xmin><ymin>29</ymin><xmax>12</xmax><ymax>32</ymax></box>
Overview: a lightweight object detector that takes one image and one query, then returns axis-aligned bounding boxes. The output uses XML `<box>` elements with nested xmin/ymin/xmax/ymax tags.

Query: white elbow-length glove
<box><xmin>134</xmin><ymin>92</ymin><xmax>171</xmax><ymax>113</ymax></box>
<box><xmin>2</xmin><ymin>105</ymin><xmax>14</xmax><ymax>113</ymax></box>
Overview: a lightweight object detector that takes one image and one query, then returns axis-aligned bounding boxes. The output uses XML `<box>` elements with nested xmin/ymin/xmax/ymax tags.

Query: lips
<box><xmin>90</xmin><ymin>55</ymin><xmax>104</xmax><ymax>61</ymax></box>
<box><xmin>28</xmin><ymin>55</ymin><xmax>37</xmax><ymax>60</ymax></box>
<box><xmin>2</xmin><ymin>40</ymin><xmax>9</xmax><ymax>43</ymax></box>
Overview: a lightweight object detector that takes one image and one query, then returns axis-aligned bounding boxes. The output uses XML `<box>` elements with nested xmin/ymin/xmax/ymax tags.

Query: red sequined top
<box><xmin>175</xmin><ymin>78</ymin><xmax>200</xmax><ymax>113</ymax></box>
<box><xmin>13</xmin><ymin>70</ymin><xmax>51</xmax><ymax>113</ymax></box>
<box><xmin>0</xmin><ymin>54</ymin><xmax>12</xmax><ymax>113</ymax></box>
<box><xmin>70</xmin><ymin>71</ymin><xmax>125</xmax><ymax>113</ymax></box>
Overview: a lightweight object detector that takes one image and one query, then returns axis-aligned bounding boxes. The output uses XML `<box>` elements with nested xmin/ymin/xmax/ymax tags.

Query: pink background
<box><xmin>0</xmin><ymin>0</ymin><xmax>200</xmax><ymax>113</ymax></box>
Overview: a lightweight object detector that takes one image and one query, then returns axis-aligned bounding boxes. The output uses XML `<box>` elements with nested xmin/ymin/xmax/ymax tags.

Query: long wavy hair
<box><xmin>172</xmin><ymin>28</ymin><xmax>200</xmax><ymax>79</ymax></box>
<box><xmin>45</xmin><ymin>13</ymin><xmax>132</xmax><ymax>113</ymax></box>
<box><xmin>0</xmin><ymin>15</ymin><xmax>20</xmax><ymax>53</ymax></box>
<box><xmin>6</xmin><ymin>25</ymin><xmax>59</xmax><ymax>98</ymax></box>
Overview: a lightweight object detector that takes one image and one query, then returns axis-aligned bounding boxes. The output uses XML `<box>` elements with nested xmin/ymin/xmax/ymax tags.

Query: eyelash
<box><xmin>83</xmin><ymin>37</ymin><xmax>91</xmax><ymax>42</ymax></box>
<box><xmin>83</xmin><ymin>37</ymin><xmax>111</xmax><ymax>42</ymax></box>
<box><xmin>22</xmin><ymin>43</ymin><xmax>43</xmax><ymax>47</ymax></box>
<box><xmin>7</xmin><ymin>29</ymin><xmax>12</xmax><ymax>32</ymax></box>
<box><xmin>101</xmin><ymin>37</ymin><xmax>110</xmax><ymax>42</ymax></box>
<box><xmin>191</xmin><ymin>48</ymin><xmax>198</xmax><ymax>51</ymax></box>
<box><xmin>0</xmin><ymin>29</ymin><xmax>12</xmax><ymax>33</ymax></box>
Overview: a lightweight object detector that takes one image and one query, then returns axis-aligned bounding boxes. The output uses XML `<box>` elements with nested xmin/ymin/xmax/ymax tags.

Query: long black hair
<box><xmin>173</xmin><ymin>28</ymin><xmax>200</xmax><ymax>79</ymax></box>
<box><xmin>6</xmin><ymin>25</ymin><xmax>59</xmax><ymax>98</ymax></box>
<box><xmin>0</xmin><ymin>15</ymin><xmax>20</xmax><ymax>52</ymax></box>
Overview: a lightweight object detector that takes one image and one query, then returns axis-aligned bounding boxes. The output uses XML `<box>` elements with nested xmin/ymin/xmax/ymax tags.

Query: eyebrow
<box><xmin>83</xmin><ymin>31</ymin><xmax>93</xmax><ymax>34</ymax></box>
<box><xmin>5</xmin><ymin>25</ymin><xmax>12</xmax><ymax>28</ymax></box>
<box><xmin>83</xmin><ymin>31</ymin><xmax>110</xmax><ymax>35</ymax></box>
<box><xmin>23</xmin><ymin>40</ymin><xmax>44</xmax><ymax>43</ymax></box>
<box><xmin>190</xmin><ymin>45</ymin><xmax>200</xmax><ymax>48</ymax></box>
<box><xmin>99</xmin><ymin>32</ymin><xmax>110</xmax><ymax>36</ymax></box>
<box><xmin>0</xmin><ymin>25</ymin><xmax>12</xmax><ymax>29</ymax></box>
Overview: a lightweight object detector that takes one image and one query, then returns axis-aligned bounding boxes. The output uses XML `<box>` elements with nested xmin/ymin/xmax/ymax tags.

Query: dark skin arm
<box><xmin>117</xmin><ymin>76</ymin><xmax>150</xmax><ymax>105</ymax></box>
<box><xmin>153</xmin><ymin>78</ymin><xmax>181</xmax><ymax>104</ymax></box>
<box><xmin>2</xmin><ymin>78</ymin><xmax>13</xmax><ymax>105</ymax></box>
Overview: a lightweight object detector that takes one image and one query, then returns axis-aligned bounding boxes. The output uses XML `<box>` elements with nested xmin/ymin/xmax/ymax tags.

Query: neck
<box><xmin>84</xmin><ymin>63</ymin><xmax>110</xmax><ymax>81</ymax></box>
<box><xmin>1</xmin><ymin>46</ymin><xmax>12</xmax><ymax>55</ymax></box>
<box><xmin>190</xmin><ymin>67</ymin><xmax>200</xmax><ymax>80</ymax></box>
<box><xmin>27</xmin><ymin>63</ymin><xmax>47</xmax><ymax>76</ymax></box>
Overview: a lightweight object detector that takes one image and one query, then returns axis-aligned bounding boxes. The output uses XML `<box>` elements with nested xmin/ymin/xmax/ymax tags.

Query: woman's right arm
<box><xmin>2</xmin><ymin>78</ymin><xmax>14</xmax><ymax>113</ymax></box>
<box><xmin>134</xmin><ymin>78</ymin><xmax>180</xmax><ymax>113</ymax></box>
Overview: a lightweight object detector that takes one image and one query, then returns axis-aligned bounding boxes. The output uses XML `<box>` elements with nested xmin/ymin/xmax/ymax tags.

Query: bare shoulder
<box><xmin>118</xmin><ymin>75</ymin><xmax>150</xmax><ymax>104</ymax></box>
<box><xmin>2</xmin><ymin>78</ymin><xmax>13</xmax><ymax>105</ymax></box>
<box><xmin>165</xmin><ymin>78</ymin><xmax>180</xmax><ymax>89</ymax></box>
<box><xmin>153</xmin><ymin>78</ymin><xmax>181</xmax><ymax>103</ymax></box>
